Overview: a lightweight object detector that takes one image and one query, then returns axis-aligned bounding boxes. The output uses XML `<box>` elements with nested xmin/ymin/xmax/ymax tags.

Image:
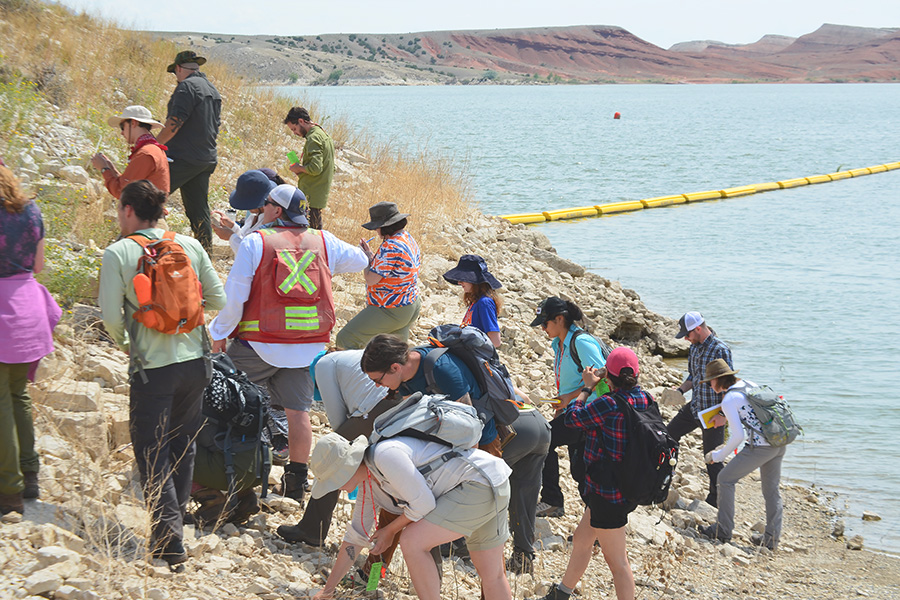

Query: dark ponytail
<box><xmin>608</xmin><ymin>368</ymin><xmax>638</xmax><ymax>391</ymax></box>
<box><xmin>121</xmin><ymin>180</ymin><xmax>166</xmax><ymax>222</ymax></box>
<box><xmin>561</xmin><ymin>300</ymin><xmax>583</xmax><ymax>328</ymax></box>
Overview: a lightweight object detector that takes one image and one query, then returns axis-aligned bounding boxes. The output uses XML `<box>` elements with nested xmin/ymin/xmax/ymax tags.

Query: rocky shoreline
<box><xmin>2</xmin><ymin>203</ymin><xmax>900</xmax><ymax>598</ymax></box>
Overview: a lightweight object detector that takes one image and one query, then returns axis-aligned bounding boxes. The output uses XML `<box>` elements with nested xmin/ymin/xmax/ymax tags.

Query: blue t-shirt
<box><xmin>552</xmin><ymin>326</ymin><xmax>608</xmax><ymax>403</ymax></box>
<box><xmin>399</xmin><ymin>349</ymin><xmax>495</xmax><ymax>444</ymax></box>
<box><xmin>462</xmin><ymin>295</ymin><xmax>499</xmax><ymax>333</ymax></box>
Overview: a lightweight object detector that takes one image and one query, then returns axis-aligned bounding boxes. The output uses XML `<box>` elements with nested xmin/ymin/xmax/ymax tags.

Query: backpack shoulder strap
<box><xmin>420</xmin><ymin>347</ymin><xmax>450</xmax><ymax>395</ymax></box>
<box><xmin>569</xmin><ymin>329</ymin><xmax>584</xmax><ymax>373</ymax></box>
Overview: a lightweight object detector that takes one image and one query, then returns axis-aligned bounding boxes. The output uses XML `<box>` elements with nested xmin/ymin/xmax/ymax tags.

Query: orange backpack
<box><xmin>128</xmin><ymin>232</ymin><xmax>205</xmax><ymax>335</ymax></box>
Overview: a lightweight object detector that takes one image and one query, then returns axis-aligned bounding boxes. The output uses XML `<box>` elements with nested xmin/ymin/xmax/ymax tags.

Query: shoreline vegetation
<box><xmin>2</xmin><ymin>2</ymin><xmax>900</xmax><ymax>598</ymax></box>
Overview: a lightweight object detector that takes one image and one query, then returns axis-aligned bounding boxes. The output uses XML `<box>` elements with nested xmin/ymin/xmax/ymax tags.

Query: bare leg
<box><xmin>468</xmin><ymin>546</ymin><xmax>512</xmax><ymax>600</ymax></box>
<box><xmin>285</xmin><ymin>408</ymin><xmax>311</xmax><ymax>463</ymax></box>
<box><xmin>560</xmin><ymin>507</ymin><xmax>634</xmax><ymax>600</ymax></box>
<box><xmin>398</xmin><ymin>519</ymin><xmax>466</xmax><ymax>600</ymax></box>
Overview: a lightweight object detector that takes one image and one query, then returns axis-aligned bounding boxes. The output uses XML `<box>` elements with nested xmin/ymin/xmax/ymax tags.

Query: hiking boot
<box><xmin>704</xmin><ymin>493</ymin><xmax>718</xmax><ymax>508</ymax></box>
<box><xmin>152</xmin><ymin>539</ymin><xmax>188</xmax><ymax>566</ymax></box>
<box><xmin>23</xmin><ymin>472</ymin><xmax>39</xmax><ymax>500</ymax></box>
<box><xmin>0</xmin><ymin>492</ymin><xmax>24</xmax><ymax>516</ymax></box>
<box><xmin>229</xmin><ymin>489</ymin><xmax>260</xmax><ymax>523</ymax></box>
<box><xmin>698</xmin><ymin>523</ymin><xmax>731</xmax><ymax>543</ymax></box>
<box><xmin>506</xmin><ymin>550</ymin><xmax>534</xmax><ymax>575</ymax></box>
<box><xmin>191</xmin><ymin>488</ymin><xmax>228</xmax><ymax>528</ymax></box>
<box><xmin>280</xmin><ymin>465</ymin><xmax>308</xmax><ymax>502</ymax></box>
<box><xmin>750</xmin><ymin>532</ymin><xmax>776</xmax><ymax>550</ymax></box>
<box><xmin>535</xmin><ymin>502</ymin><xmax>564</xmax><ymax>518</ymax></box>
<box><xmin>531</xmin><ymin>583</ymin><xmax>571</xmax><ymax>600</ymax></box>
<box><xmin>276</xmin><ymin>523</ymin><xmax>325</xmax><ymax>546</ymax></box>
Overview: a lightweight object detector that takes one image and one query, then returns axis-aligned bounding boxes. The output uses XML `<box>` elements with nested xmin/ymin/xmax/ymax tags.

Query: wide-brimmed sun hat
<box><xmin>606</xmin><ymin>346</ymin><xmax>640</xmax><ymax>377</ymax></box>
<box><xmin>362</xmin><ymin>201</ymin><xmax>410</xmax><ymax>230</ymax></box>
<box><xmin>167</xmin><ymin>50</ymin><xmax>207</xmax><ymax>73</ymax></box>
<box><xmin>309</xmin><ymin>433</ymin><xmax>368</xmax><ymax>500</ymax></box>
<box><xmin>675</xmin><ymin>311</ymin><xmax>704</xmax><ymax>339</ymax></box>
<box><xmin>268</xmin><ymin>184</ymin><xmax>309</xmax><ymax>226</ymax></box>
<box><xmin>700</xmin><ymin>358</ymin><xmax>739</xmax><ymax>382</ymax></box>
<box><xmin>229</xmin><ymin>170</ymin><xmax>277</xmax><ymax>210</ymax></box>
<box><xmin>530</xmin><ymin>296</ymin><xmax>568</xmax><ymax>327</ymax></box>
<box><xmin>443</xmin><ymin>254</ymin><xmax>502</xmax><ymax>289</ymax></box>
<box><xmin>107</xmin><ymin>105</ymin><xmax>163</xmax><ymax>129</ymax></box>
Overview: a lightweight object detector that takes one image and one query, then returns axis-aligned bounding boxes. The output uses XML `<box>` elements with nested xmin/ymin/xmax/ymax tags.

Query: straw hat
<box><xmin>107</xmin><ymin>105</ymin><xmax>163</xmax><ymax>129</ymax></box>
<box><xmin>309</xmin><ymin>433</ymin><xmax>368</xmax><ymax>500</ymax></box>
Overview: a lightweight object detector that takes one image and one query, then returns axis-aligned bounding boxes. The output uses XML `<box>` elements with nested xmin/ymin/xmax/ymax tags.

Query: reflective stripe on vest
<box><xmin>238</xmin><ymin>320</ymin><xmax>260</xmax><ymax>333</ymax></box>
<box><xmin>285</xmin><ymin>305</ymin><xmax>319</xmax><ymax>330</ymax></box>
<box><xmin>278</xmin><ymin>249</ymin><xmax>318</xmax><ymax>295</ymax></box>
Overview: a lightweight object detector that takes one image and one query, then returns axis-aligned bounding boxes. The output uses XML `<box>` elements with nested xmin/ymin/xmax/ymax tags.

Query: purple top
<box><xmin>0</xmin><ymin>201</ymin><xmax>44</xmax><ymax>277</ymax></box>
<box><xmin>0</xmin><ymin>273</ymin><xmax>61</xmax><ymax>367</ymax></box>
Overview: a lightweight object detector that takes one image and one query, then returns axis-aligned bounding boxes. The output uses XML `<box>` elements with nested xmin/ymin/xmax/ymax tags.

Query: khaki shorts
<box><xmin>424</xmin><ymin>479</ymin><xmax>510</xmax><ymax>552</ymax></box>
<box><xmin>227</xmin><ymin>341</ymin><xmax>313</xmax><ymax>412</ymax></box>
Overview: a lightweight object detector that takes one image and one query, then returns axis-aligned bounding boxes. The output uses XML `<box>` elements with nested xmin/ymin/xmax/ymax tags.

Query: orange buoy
<box><xmin>613</xmin><ymin>112</ymin><xmax>621</xmax><ymax>119</ymax></box>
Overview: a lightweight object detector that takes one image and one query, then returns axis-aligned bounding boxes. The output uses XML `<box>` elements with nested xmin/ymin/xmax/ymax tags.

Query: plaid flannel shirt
<box><xmin>686</xmin><ymin>334</ymin><xmax>733</xmax><ymax>418</ymax></box>
<box><xmin>564</xmin><ymin>387</ymin><xmax>653</xmax><ymax>503</ymax></box>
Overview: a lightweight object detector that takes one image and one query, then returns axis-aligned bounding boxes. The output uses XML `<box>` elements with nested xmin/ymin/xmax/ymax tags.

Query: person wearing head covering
<box><xmin>211</xmin><ymin>169</ymin><xmax>285</xmax><ymax>254</ymax></box>
<box><xmin>308</xmin><ymin>432</ymin><xmax>512</xmax><ymax>600</ymax></box>
<box><xmin>443</xmin><ymin>254</ymin><xmax>503</xmax><ymax>348</ymax></box>
<box><xmin>156</xmin><ymin>50</ymin><xmax>222</xmax><ymax>252</ymax></box>
<box><xmin>529</xmin><ymin>297</ymin><xmax>610</xmax><ymax>519</ymax></box>
<box><xmin>91</xmin><ymin>106</ymin><xmax>169</xmax><ymax>198</ymax></box>
<box><xmin>335</xmin><ymin>201</ymin><xmax>421</xmax><ymax>349</ymax></box>
<box><xmin>698</xmin><ymin>360</ymin><xmax>785</xmax><ymax>550</ymax></box>
<box><xmin>209</xmin><ymin>185</ymin><xmax>367</xmax><ymax>503</ymax></box>
<box><xmin>538</xmin><ymin>347</ymin><xmax>650</xmax><ymax>600</ymax></box>
<box><xmin>666</xmin><ymin>311</ymin><xmax>733</xmax><ymax>508</ymax></box>
<box><xmin>0</xmin><ymin>166</ymin><xmax>62</xmax><ymax>518</ymax></box>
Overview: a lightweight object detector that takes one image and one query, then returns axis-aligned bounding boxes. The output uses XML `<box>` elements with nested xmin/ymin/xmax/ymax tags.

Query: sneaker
<box><xmin>276</xmin><ymin>523</ymin><xmax>325</xmax><ymax>547</ymax></box>
<box><xmin>506</xmin><ymin>550</ymin><xmax>534</xmax><ymax>575</ymax></box>
<box><xmin>531</xmin><ymin>583</ymin><xmax>571</xmax><ymax>600</ymax></box>
<box><xmin>535</xmin><ymin>502</ymin><xmax>564</xmax><ymax>518</ymax></box>
<box><xmin>23</xmin><ymin>472</ymin><xmax>39</xmax><ymax>500</ymax></box>
<box><xmin>750</xmin><ymin>532</ymin><xmax>776</xmax><ymax>550</ymax></box>
<box><xmin>698</xmin><ymin>523</ymin><xmax>731</xmax><ymax>543</ymax></box>
<box><xmin>271</xmin><ymin>441</ymin><xmax>290</xmax><ymax>467</ymax></box>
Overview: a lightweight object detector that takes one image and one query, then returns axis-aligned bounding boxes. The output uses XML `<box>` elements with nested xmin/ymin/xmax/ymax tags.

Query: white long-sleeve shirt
<box><xmin>209</xmin><ymin>227</ymin><xmax>367</xmax><ymax>367</ymax></box>
<box><xmin>343</xmin><ymin>437</ymin><xmax>512</xmax><ymax>548</ymax></box>
<box><xmin>228</xmin><ymin>213</ymin><xmax>265</xmax><ymax>254</ymax></box>
<box><xmin>711</xmin><ymin>379</ymin><xmax>769</xmax><ymax>462</ymax></box>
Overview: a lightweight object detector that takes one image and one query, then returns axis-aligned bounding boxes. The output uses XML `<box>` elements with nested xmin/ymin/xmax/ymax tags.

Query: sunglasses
<box><xmin>119</xmin><ymin>120</ymin><xmax>128</xmax><ymax>131</ymax></box>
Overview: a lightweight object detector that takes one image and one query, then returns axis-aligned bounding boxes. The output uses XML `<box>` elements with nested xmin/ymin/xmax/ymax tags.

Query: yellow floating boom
<box><xmin>499</xmin><ymin>162</ymin><xmax>897</xmax><ymax>224</ymax></box>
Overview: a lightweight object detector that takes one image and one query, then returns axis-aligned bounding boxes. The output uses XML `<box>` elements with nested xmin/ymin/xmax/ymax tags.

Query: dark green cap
<box><xmin>167</xmin><ymin>50</ymin><xmax>207</xmax><ymax>73</ymax></box>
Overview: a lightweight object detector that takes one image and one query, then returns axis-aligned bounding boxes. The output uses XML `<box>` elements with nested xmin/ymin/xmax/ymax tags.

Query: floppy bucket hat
<box><xmin>530</xmin><ymin>296</ymin><xmax>568</xmax><ymax>327</ymax></box>
<box><xmin>107</xmin><ymin>105</ymin><xmax>163</xmax><ymax>129</ymax></box>
<box><xmin>229</xmin><ymin>170</ymin><xmax>277</xmax><ymax>210</ymax></box>
<box><xmin>309</xmin><ymin>433</ymin><xmax>368</xmax><ymax>499</ymax></box>
<box><xmin>443</xmin><ymin>254</ymin><xmax>502</xmax><ymax>289</ymax></box>
<box><xmin>268</xmin><ymin>184</ymin><xmax>309</xmax><ymax>226</ymax></box>
<box><xmin>675</xmin><ymin>311</ymin><xmax>704</xmax><ymax>339</ymax></box>
<box><xmin>606</xmin><ymin>346</ymin><xmax>640</xmax><ymax>377</ymax></box>
<box><xmin>167</xmin><ymin>50</ymin><xmax>207</xmax><ymax>73</ymax></box>
<box><xmin>700</xmin><ymin>358</ymin><xmax>739</xmax><ymax>382</ymax></box>
<box><xmin>362</xmin><ymin>202</ymin><xmax>410</xmax><ymax>230</ymax></box>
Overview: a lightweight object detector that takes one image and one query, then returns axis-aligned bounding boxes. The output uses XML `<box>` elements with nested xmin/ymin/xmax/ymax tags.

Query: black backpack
<box><xmin>417</xmin><ymin>324</ymin><xmax>521</xmax><ymax>426</ymax></box>
<box><xmin>202</xmin><ymin>353</ymin><xmax>272</xmax><ymax>502</ymax></box>
<box><xmin>593</xmin><ymin>391</ymin><xmax>679</xmax><ymax>506</ymax></box>
<box><xmin>568</xmin><ymin>329</ymin><xmax>613</xmax><ymax>373</ymax></box>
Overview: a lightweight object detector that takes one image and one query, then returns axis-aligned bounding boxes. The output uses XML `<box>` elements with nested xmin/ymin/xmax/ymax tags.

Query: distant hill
<box><xmin>153</xmin><ymin>23</ymin><xmax>900</xmax><ymax>84</ymax></box>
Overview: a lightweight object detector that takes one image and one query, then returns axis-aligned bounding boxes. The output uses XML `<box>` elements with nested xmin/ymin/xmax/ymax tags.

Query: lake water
<box><xmin>278</xmin><ymin>83</ymin><xmax>900</xmax><ymax>553</ymax></box>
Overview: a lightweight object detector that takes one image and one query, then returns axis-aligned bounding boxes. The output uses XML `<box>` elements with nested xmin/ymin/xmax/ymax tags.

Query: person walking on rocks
<box><xmin>91</xmin><ymin>105</ymin><xmax>169</xmax><ymax>198</ymax></box>
<box><xmin>531</xmin><ymin>297</ymin><xmax>609</xmax><ymax>519</ymax></box>
<box><xmin>336</xmin><ymin>202</ymin><xmax>421</xmax><ymax>349</ymax></box>
<box><xmin>537</xmin><ymin>347</ymin><xmax>649</xmax><ymax>600</ymax></box>
<box><xmin>0</xmin><ymin>166</ymin><xmax>61</xmax><ymax>517</ymax></box>
<box><xmin>666</xmin><ymin>311</ymin><xmax>732</xmax><ymax>507</ymax></box>
<box><xmin>208</xmin><ymin>184</ymin><xmax>367</xmax><ymax>503</ymax></box>
<box><xmin>98</xmin><ymin>180</ymin><xmax>226</xmax><ymax>565</ymax></box>
<box><xmin>698</xmin><ymin>359</ymin><xmax>785</xmax><ymax>549</ymax></box>
<box><xmin>308</xmin><ymin>432</ymin><xmax>513</xmax><ymax>600</ymax></box>
<box><xmin>284</xmin><ymin>106</ymin><xmax>334</xmax><ymax>230</ymax></box>
<box><xmin>157</xmin><ymin>50</ymin><xmax>221</xmax><ymax>253</ymax></box>
<box><xmin>443</xmin><ymin>254</ymin><xmax>504</xmax><ymax>347</ymax></box>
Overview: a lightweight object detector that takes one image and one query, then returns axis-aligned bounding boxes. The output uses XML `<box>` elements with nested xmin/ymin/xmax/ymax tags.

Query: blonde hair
<box><xmin>0</xmin><ymin>166</ymin><xmax>30</xmax><ymax>214</ymax></box>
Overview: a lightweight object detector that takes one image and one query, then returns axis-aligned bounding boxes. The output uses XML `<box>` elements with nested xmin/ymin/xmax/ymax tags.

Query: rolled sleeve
<box><xmin>208</xmin><ymin>234</ymin><xmax>260</xmax><ymax>340</ymax></box>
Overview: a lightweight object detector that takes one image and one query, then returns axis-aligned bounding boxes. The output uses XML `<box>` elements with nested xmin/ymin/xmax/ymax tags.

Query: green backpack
<box><xmin>743</xmin><ymin>385</ymin><xmax>802</xmax><ymax>447</ymax></box>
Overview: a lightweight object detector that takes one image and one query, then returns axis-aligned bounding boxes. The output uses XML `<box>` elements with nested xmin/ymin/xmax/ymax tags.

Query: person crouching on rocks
<box><xmin>309</xmin><ymin>433</ymin><xmax>513</xmax><ymax>600</ymax></box>
<box><xmin>443</xmin><ymin>254</ymin><xmax>503</xmax><ymax>347</ymax></box>
<box><xmin>537</xmin><ymin>347</ymin><xmax>650</xmax><ymax>600</ymax></box>
<box><xmin>698</xmin><ymin>359</ymin><xmax>785</xmax><ymax>550</ymax></box>
<box><xmin>92</xmin><ymin>106</ymin><xmax>169</xmax><ymax>198</ymax></box>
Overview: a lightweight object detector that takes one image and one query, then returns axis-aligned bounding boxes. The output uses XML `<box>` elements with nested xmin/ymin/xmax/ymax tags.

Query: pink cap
<box><xmin>606</xmin><ymin>347</ymin><xmax>639</xmax><ymax>377</ymax></box>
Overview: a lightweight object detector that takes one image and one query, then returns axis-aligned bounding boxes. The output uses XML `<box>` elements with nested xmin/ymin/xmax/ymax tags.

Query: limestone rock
<box><xmin>687</xmin><ymin>499</ymin><xmax>719</xmax><ymax>523</ymax></box>
<box><xmin>847</xmin><ymin>535</ymin><xmax>864</xmax><ymax>550</ymax></box>
<box><xmin>24</xmin><ymin>567</ymin><xmax>63</xmax><ymax>595</ymax></box>
<box><xmin>59</xmin><ymin>165</ymin><xmax>91</xmax><ymax>185</ymax></box>
<box><xmin>47</xmin><ymin>410</ymin><xmax>108</xmax><ymax>459</ymax></box>
<box><xmin>861</xmin><ymin>511</ymin><xmax>881</xmax><ymax>521</ymax></box>
<box><xmin>34</xmin><ymin>380</ymin><xmax>102</xmax><ymax>412</ymax></box>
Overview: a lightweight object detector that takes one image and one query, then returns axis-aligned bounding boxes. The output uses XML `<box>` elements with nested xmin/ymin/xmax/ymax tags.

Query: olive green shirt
<box><xmin>296</xmin><ymin>125</ymin><xmax>334</xmax><ymax>210</ymax></box>
<box><xmin>99</xmin><ymin>228</ymin><xmax>226</xmax><ymax>371</ymax></box>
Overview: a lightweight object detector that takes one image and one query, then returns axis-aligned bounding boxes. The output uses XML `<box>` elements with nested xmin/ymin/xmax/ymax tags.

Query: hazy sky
<box><xmin>57</xmin><ymin>0</ymin><xmax>900</xmax><ymax>49</ymax></box>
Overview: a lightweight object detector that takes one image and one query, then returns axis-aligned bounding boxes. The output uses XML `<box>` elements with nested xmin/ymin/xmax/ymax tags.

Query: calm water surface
<box><xmin>279</xmin><ymin>83</ymin><xmax>900</xmax><ymax>553</ymax></box>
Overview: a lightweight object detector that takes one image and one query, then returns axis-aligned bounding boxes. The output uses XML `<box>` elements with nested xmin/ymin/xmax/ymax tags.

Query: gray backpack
<box><xmin>743</xmin><ymin>385</ymin><xmax>802</xmax><ymax>447</ymax></box>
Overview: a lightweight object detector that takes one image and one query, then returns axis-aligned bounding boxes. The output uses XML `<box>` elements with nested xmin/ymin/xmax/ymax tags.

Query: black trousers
<box><xmin>667</xmin><ymin>402</ymin><xmax>725</xmax><ymax>506</ymax></box>
<box><xmin>539</xmin><ymin>413</ymin><xmax>585</xmax><ymax>508</ymax></box>
<box><xmin>169</xmin><ymin>159</ymin><xmax>217</xmax><ymax>252</ymax></box>
<box><xmin>130</xmin><ymin>357</ymin><xmax>208</xmax><ymax>547</ymax></box>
